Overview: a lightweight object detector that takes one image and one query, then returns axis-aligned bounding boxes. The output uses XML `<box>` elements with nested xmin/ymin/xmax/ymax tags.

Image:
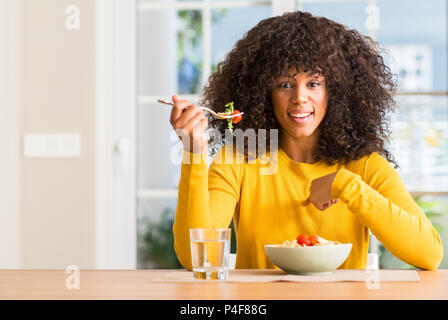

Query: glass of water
<box><xmin>189</xmin><ymin>228</ymin><xmax>231</xmax><ymax>280</ymax></box>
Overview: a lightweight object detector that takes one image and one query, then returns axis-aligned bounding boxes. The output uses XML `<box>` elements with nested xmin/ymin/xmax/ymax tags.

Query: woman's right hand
<box><xmin>170</xmin><ymin>94</ymin><xmax>208</xmax><ymax>154</ymax></box>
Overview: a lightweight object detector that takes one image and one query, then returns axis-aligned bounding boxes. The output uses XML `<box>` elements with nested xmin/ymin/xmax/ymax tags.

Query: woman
<box><xmin>169</xmin><ymin>11</ymin><xmax>443</xmax><ymax>270</ymax></box>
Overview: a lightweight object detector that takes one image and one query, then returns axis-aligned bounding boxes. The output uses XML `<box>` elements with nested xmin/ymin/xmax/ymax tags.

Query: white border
<box><xmin>95</xmin><ymin>0</ymin><xmax>137</xmax><ymax>269</ymax></box>
<box><xmin>0</xmin><ymin>0</ymin><xmax>21</xmax><ymax>268</ymax></box>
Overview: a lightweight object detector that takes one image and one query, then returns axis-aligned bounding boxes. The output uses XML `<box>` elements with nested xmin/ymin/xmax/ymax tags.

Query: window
<box><xmin>301</xmin><ymin>0</ymin><xmax>448</xmax><ymax>269</ymax></box>
<box><xmin>137</xmin><ymin>0</ymin><xmax>272</xmax><ymax>268</ymax></box>
<box><xmin>136</xmin><ymin>0</ymin><xmax>448</xmax><ymax>268</ymax></box>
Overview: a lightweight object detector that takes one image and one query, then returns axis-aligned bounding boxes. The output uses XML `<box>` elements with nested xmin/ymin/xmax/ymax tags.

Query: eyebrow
<box><xmin>282</xmin><ymin>69</ymin><xmax>323</xmax><ymax>79</ymax></box>
<box><xmin>282</xmin><ymin>66</ymin><xmax>322</xmax><ymax>79</ymax></box>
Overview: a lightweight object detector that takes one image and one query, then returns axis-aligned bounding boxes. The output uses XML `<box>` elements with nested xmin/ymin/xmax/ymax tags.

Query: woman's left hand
<box><xmin>303</xmin><ymin>172</ymin><xmax>339</xmax><ymax>210</ymax></box>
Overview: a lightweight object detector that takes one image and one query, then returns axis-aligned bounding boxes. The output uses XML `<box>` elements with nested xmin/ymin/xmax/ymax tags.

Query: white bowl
<box><xmin>264</xmin><ymin>243</ymin><xmax>352</xmax><ymax>275</ymax></box>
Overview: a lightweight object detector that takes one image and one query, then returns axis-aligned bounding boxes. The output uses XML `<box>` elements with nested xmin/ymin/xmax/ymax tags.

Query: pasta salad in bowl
<box><xmin>264</xmin><ymin>234</ymin><xmax>352</xmax><ymax>275</ymax></box>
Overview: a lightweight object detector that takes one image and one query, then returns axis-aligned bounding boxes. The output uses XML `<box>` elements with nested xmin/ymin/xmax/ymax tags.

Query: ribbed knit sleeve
<box><xmin>331</xmin><ymin>153</ymin><xmax>443</xmax><ymax>270</ymax></box>
<box><xmin>173</xmin><ymin>147</ymin><xmax>241</xmax><ymax>270</ymax></box>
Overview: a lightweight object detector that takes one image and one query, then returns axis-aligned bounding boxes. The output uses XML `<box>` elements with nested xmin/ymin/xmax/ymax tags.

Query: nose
<box><xmin>298</xmin><ymin>96</ymin><xmax>309</xmax><ymax>104</ymax></box>
<box><xmin>291</xmin><ymin>85</ymin><xmax>309</xmax><ymax>104</ymax></box>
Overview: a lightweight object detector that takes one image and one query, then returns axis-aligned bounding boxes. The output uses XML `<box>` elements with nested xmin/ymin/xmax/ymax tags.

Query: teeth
<box><xmin>289</xmin><ymin>112</ymin><xmax>312</xmax><ymax>118</ymax></box>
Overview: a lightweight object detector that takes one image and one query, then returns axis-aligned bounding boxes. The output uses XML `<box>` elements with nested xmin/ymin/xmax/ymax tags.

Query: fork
<box><xmin>157</xmin><ymin>99</ymin><xmax>244</xmax><ymax>120</ymax></box>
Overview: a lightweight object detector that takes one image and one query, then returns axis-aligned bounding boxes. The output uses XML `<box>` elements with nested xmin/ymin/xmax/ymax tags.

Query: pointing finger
<box><xmin>303</xmin><ymin>198</ymin><xmax>311</xmax><ymax>206</ymax></box>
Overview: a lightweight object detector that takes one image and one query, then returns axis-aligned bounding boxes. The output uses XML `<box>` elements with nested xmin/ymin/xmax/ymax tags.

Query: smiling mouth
<box><xmin>287</xmin><ymin>111</ymin><xmax>314</xmax><ymax>123</ymax></box>
<box><xmin>288</xmin><ymin>111</ymin><xmax>313</xmax><ymax>119</ymax></box>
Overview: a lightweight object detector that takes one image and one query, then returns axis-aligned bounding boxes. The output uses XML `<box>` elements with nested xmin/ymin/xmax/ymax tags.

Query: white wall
<box><xmin>19</xmin><ymin>0</ymin><xmax>96</xmax><ymax>268</ymax></box>
<box><xmin>0</xmin><ymin>0</ymin><xmax>21</xmax><ymax>269</ymax></box>
<box><xmin>0</xmin><ymin>0</ymin><xmax>136</xmax><ymax>270</ymax></box>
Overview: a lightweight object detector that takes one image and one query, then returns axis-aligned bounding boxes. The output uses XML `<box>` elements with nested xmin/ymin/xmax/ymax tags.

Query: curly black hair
<box><xmin>201</xmin><ymin>11</ymin><xmax>398</xmax><ymax>167</ymax></box>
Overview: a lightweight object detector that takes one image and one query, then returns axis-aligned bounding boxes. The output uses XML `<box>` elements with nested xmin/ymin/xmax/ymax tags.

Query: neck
<box><xmin>279</xmin><ymin>133</ymin><xmax>318</xmax><ymax>164</ymax></box>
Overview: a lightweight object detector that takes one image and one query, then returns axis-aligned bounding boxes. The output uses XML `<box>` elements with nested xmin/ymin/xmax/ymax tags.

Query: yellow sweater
<box><xmin>173</xmin><ymin>146</ymin><xmax>443</xmax><ymax>270</ymax></box>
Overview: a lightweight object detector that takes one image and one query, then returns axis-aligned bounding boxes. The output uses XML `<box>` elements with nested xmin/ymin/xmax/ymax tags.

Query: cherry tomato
<box><xmin>232</xmin><ymin>110</ymin><xmax>243</xmax><ymax>124</ymax></box>
<box><xmin>296</xmin><ymin>234</ymin><xmax>311</xmax><ymax>246</ymax></box>
<box><xmin>309</xmin><ymin>235</ymin><xmax>318</xmax><ymax>246</ymax></box>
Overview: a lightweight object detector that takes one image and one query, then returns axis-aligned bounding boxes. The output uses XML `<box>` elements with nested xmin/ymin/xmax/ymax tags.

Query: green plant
<box><xmin>414</xmin><ymin>196</ymin><xmax>444</xmax><ymax>233</ymax></box>
<box><xmin>139</xmin><ymin>207</ymin><xmax>238</xmax><ymax>268</ymax></box>
<box><xmin>230</xmin><ymin>219</ymin><xmax>237</xmax><ymax>254</ymax></box>
<box><xmin>177</xmin><ymin>9</ymin><xmax>228</xmax><ymax>94</ymax></box>
<box><xmin>138</xmin><ymin>208</ymin><xmax>182</xmax><ymax>269</ymax></box>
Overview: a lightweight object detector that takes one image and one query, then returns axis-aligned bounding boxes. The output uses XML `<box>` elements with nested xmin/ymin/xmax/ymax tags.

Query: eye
<box><xmin>308</xmin><ymin>81</ymin><xmax>321</xmax><ymax>88</ymax></box>
<box><xmin>278</xmin><ymin>81</ymin><xmax>293</xmax><ymax>89</ymax></box>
